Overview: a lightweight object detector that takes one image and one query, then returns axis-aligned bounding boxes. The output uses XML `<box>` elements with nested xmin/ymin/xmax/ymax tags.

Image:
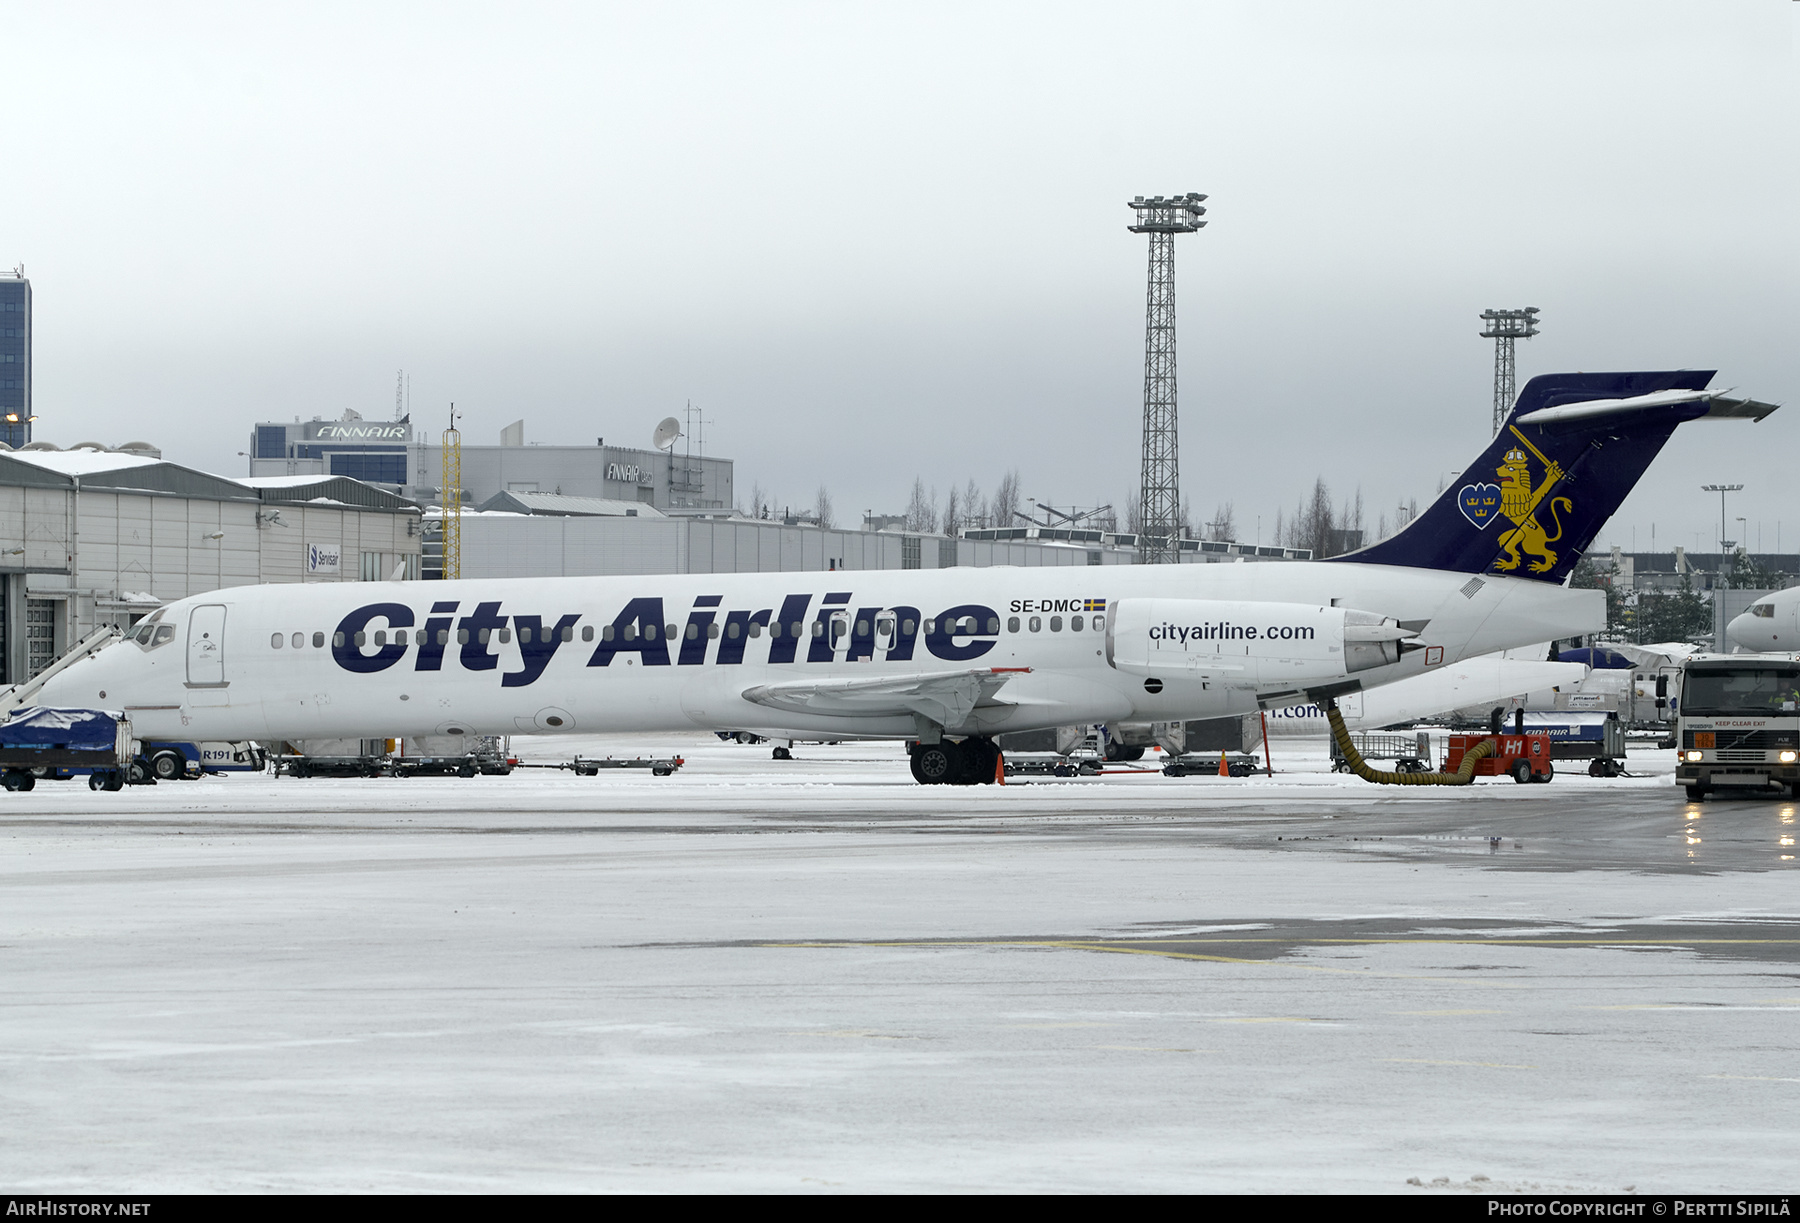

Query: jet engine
<box><xmin>1105</xmin><ymin>598</ymin><xmax>1418</xmax><ymax>687</ymax></box>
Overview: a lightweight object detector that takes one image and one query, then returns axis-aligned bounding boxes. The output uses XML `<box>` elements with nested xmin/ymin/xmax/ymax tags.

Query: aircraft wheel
<box><xmin>961</xmin><ymin>738</ymin><xmax>1000</xmax><ymax>785</ymax></box>
<box><xmin>912</xmin><ymin>743</ymin><xmax>956</xmax><ymax>785</ymax></box>
<box><xmin>151</xmin><ymin>751</ymin><xmax>185</xmax><ymax>781</ymax></box>
<box><xmin>1511</xmin><ymin>759</ymin><xmax>1534</xmax><ymax>784</ymax></box>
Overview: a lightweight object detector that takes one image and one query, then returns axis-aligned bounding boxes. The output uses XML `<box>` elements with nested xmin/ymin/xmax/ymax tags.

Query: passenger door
<box><xmin>186</xmin><ymin>604</ymin><xmax>228</xmax><ymax>688</ymax></box>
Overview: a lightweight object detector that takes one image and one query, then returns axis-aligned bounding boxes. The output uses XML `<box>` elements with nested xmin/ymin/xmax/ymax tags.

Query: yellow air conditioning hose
<box><xmin>1324</xmin><ymin>700</ymin><xmax>1496</xmax><ymax>785</ymax></box>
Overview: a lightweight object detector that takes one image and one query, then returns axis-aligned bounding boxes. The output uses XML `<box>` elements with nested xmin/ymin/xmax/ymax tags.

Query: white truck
<box><xmin>1674</xmin><ymin>653</ymin><xmax>1800</xmax><ymax>801</ymax></box>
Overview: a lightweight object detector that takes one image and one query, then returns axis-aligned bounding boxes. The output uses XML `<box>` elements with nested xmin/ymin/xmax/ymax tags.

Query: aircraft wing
<box><xmin>741</xmin><ymin>667</ymin><xmax>1030</xmax><ymax>727</ymax></box>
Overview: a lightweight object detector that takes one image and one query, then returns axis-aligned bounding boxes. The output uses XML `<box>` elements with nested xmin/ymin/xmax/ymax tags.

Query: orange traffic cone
<box><xmin>995</xmin><ymin>751</ymin><xmax>1006</xmax><ymax>785</ymax></box>
<box><xmin>1218</xmin><ymin>752</ymin><xmax>1230</xmax><ymax>777</ymax></box>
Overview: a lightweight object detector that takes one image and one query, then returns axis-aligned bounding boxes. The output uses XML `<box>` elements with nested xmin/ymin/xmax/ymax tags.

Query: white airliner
<box><xmin>35</xmin><ymin>372</ymin><xmax>1777</xmax><ymax>783</ymax></box>
<box><xmin>1729</xmin><ymin>586</ymin><xmax>1800</xmax><ymax>652</ymax></box>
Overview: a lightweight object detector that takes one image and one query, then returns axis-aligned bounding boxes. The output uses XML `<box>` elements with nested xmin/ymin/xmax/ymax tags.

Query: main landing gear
<box><xmin>908</xmin><ymin>737</ymin><xmax>1002</xmax><ymax>786</ymax></box>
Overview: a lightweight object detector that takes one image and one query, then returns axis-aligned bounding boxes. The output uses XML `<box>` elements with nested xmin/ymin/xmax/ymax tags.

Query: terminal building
<box><xmin>0</xmin><ymin>445</ymin><xmax>421</xmax><ymax>682</ymax></box>
<box><xmin>250</xmin><ymin>414</ymin><xmax>733</xmax><ymax>512</ymax></box>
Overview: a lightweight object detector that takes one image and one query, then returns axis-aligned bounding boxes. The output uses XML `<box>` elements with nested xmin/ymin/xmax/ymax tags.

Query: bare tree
<box><xmin>962</xmin><ymin>478</ymin><xmax>985</xmax><ymax>529</ymax></box>
<box><xmin>990</xmin><ymin>470</ymin><xmax>1021</xmax><ymax>528</ymax></box>
<box><xmin>904</xmin><ymin>477</ymin><xmax>938</xmax><ymax>534</ymax></box>
<box><xmin>1125</xmin><ymin>493</ymin><xmax>1142</xmax><ymax>534</ymax></box>
<box><xmin>1209</xmin><ymin>501</ymin><xmax>1237</xmax><ymax>542</ymax></box>
<box><xmin>815</xmin><ymin>485</ymin><xmax>834</xmax><ymax>530</ymax></box>
<box><xmin>749</xmin><ymin>482</ymin><xmax>770</xmax><ymax>520</ymax></box>
<box><xmin>1177</xmin><ymin>496</ymin><xmax>1193</xmax><ymax>541</ymax></box>
<box><xmin>943</xmin><ymin>484</ymin><xmax>961</xmax><ymax>535</ymax></box>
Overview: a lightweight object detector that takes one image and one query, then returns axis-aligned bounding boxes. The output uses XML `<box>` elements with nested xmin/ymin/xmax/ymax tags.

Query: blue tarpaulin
<box><xmin>0</xmin><ymin>707</ymin><xmax>123</xmax><ymax>752</ymax></box>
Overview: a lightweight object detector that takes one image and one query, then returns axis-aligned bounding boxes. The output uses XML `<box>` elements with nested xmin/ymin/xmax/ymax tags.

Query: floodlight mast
<box><xmin>1129</xmin><ymin>192</ymin><xmax>1207</xmax><ymax>564</ymax></box>
<box><xmin>1702</xmin><ymin>483</ymin><xmax>1745</xmax><ymax>561</ymax></box>
<box><xmin>1479</xmin><ymin>307</ymin><xmax>1541</xmax><ymax>434</ymax></box>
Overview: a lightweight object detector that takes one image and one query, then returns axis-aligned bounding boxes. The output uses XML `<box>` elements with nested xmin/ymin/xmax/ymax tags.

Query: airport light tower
<box><xmin>1129</xmin><ymin>193</ymin><xmax>1207</xmax><ymax>564</ymax></box>
<box><xmin>1702</xmin><ymin>482</ymin><xmax>1744</xmax><ymax>565</ymax></box>
<box><xmin>1480</xmin><ymin>307</ymin><xmax>1540</xmax><ymax>434</ymax></box>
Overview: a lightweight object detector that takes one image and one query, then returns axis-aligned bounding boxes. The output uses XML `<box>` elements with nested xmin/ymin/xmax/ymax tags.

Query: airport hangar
<box><xmin>0</xmin><ymin>445</ymin><xmax>421</xmax><ymax>683</ymax></box>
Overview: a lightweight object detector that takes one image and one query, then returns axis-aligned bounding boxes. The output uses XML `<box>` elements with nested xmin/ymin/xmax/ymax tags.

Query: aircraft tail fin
<box><xmin>1339</xmin><ymin>371</ymin><xmax>1777</xmax><ymax>583</ymax></box>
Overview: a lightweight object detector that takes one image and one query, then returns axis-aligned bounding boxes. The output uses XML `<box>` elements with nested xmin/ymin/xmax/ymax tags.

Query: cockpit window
<box><xmin>1752</xmin><ymin>603</ymin><xmax>1775</xmax><ymax>618</ymax></box>
<box><xmin>132</xmin><ymin>622</ymin><xmax>176</xmax><ymax>650</ymax></box>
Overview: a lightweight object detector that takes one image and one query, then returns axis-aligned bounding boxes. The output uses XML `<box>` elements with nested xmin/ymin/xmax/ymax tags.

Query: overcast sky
<box><xmin>8</xmin><ymin>1</ymin><xmax>1797</xmax><ymax>553</ymax></box>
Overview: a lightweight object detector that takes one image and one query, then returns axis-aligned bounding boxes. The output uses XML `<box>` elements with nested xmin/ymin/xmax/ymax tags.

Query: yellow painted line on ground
<box><xmin>1384</xmin><ymin>1058</ymin><xmax>1537</xmax><ymax>1070</ymax></box>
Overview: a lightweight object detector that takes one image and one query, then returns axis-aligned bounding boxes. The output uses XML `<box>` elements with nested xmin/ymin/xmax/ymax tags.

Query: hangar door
<box><xmin>186</xmin><ymin>604</ymin><xmax>228</xmax><ymax>688</ymax></box>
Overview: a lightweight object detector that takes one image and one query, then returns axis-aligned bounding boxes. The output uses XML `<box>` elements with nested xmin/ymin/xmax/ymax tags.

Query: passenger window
<box><xmin>457</xmin><ymin>628</ymin><xmax>470</xmax><ymax>645</ymax></box>
<box><xmin>313</xmin><ymin>631</ymin><xmax>325</xmax><ymax>648</ymax></box>
<box><xmin>374</xmin><ymin>630</ymin><xmax>387</xmax><ymax>646</ymax></box>
<box><xmin>813</xmin><ymin>621</ymin><xmax>825</xmax><ymax>639</ymax></box>
<box><xmin>686</xmin><ymin>623</ymin><xmax>699</xmax><ymax>640</ymax></box>
<box><xmin>644</xmin><ymin>624</ymin><xmax>657</xmax><ymax>641</ymax></box>
<box><xmin>1007</xmin><ymin>616</ymin><xmax>1019</xmax><ymax>633</ymax></box>
<box><xmin>271</xmin><ymin>633</ymin><xmax>283</xmax><ymax>648</ymax></box>
<box><xmin>987</xmin><ymin>617</ymin><xmax>999</xmax><ymax>633</ymax></box>
<box><xmin>902</xmin><ymin>618</ymin><xmax>915</xmax><ymax>636</ymax></box>
<box><xmin>581</xmin><ymin>626</ymin><xmax>594</xmax><ymax>642</ymax></box>
<box><xmin>666</xmin><ymin>624</ymin><xmax>677</xmax><ymax>639</ymax></box>
<box><xmin>478</xmin><ymin>628</ymin><xmax>491</xmax><ymax>644</ymax></box>
<box><xmin>623</xmin><ymin>624</ymin><xmax>637</xmax><ymax>641</ymax></box>
<box><xmin>519</xmin><ymin>627</ymin><xmax>532</xmax><ymax>643</ymax></box>
<box><xmin>562</xmin><ymin>625</ymin><xmax>574</xmax><ymax>642</ymax></box>
<box><xmin>1093</xmin><ymin>615</ymin><xmax>1105</xmax><ymax>633</ymax></box>
<box><xmin>334</xmin><ymin>632</ymin><xmax>345</xmax><ymax>647</ymax></box>
<box><xmin>1050</xmin><ymin>616</ymin><xmax>1063</xmax><ymax>632</ymax></box>
<box><xmin>355</xmin><ymin>632</ymin><xmax>368</xmax><ymax>647</ymax></box>
<box><xmin>727</xmin><ymin>622</ymin><xmax>741</xmax><ymax>639</ymax></box>
<box><xmin>291</xmin><ymin>632</ymin><xmax>303</xmax><ymax>649</ymax></box>
<box><xmin>498</xmin><ymin>628</ymin><xmax>511</xmax><ymax>644</ymax></box>
<box><xmin>708</xmin><ymin>623</ymin><xmax>720</xmax><ymax>639</ymax></box>
<box><xmin>395</xmin><ymin>630</ymin><xmax>407</xmax><ymax>646</ymax></box>
<box><xmin>856</xmin><ymin>620</ymin><xmax>868</xmax><ymax>637</ymax></box>
<box><xmin>790</xmin><ymin>621</ymin><xmax>802</xmax><ymax>637</ymax></box>
<box><xmin>924</xmin><ymin>619</ymin><xmax>936</xmax><ymax>635</ymax></box>
<box><xmin>1071</xmin><ymin>615</ymin><xmax>1083</xmax><ymax>632</ymax></box>
<box><xmin>749</xmin><ymin>622</ymin><xmax>763</xmax><ymax>638</ymax></box>
<box><xmin>768</xmin><ymin>622</ymin><xmax>781</xmax><ymax>639</ymax></box>
<box><xmin>1029</xmin><ymin>616</ymin><xmax>1041</xmax><ymax>633</ymax></box>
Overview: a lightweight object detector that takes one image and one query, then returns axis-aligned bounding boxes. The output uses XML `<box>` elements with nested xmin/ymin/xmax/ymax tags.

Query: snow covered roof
<box><xmin>474</xmin><ymin>491</ymin><xmax>667</xmax><ymax>518</ymax></box>
<box><xmin>2</xmin><ymin>449</ymin><xmax>165</xmax><ymax>476</ymax></box>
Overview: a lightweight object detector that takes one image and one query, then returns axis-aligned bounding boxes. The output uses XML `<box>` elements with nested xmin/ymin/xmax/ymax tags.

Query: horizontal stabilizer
<box><xmin>1341</xmin><ymin>371</ymin><xmax>1778</xmax><ymax>584</ymax></box>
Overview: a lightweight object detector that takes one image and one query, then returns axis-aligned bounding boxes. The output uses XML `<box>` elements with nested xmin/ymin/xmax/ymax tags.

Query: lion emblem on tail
<box><xmin>1489</xmin><ymin>442</ymin><xmax>1574</xmax><ymax>574</ymax></box>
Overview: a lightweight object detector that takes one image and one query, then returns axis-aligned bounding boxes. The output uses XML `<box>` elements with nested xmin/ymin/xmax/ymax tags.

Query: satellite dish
<box><xmin>653</xmin><ymin>417</ymin><xmax>682</xmax><ymax>451</ymax></box>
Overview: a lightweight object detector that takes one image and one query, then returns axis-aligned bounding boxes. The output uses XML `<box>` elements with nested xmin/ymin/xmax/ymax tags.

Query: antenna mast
<box><xmin>441</xmin><ymin>405</ymin><xmax>462</xmax><ymax>580</ymax></box>
<box><xmin>1479</xmin><ymin>307</ymin><xmax>1541</xmax><ymax>433</ymax></box>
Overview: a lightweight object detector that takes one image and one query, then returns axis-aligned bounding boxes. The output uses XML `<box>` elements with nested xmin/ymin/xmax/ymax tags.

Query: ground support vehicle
<box><xmin>1002</xmin><ymin>756</ymin><xmax>1102</xmax><ymax>778</ymax></box>
<box><xmin>517</xmin><ymin>756</ymin><xmax>684</xmax><ymax>777</ymax></box>
<box><xmin>131</xmin><ymin>740</ymin><xmax>268</xmax><ymax>783</ymax></box>
<box><xmin>1163</xmin><ymin>753</ymin><xmax>1263</xmax><ymax>778</ymax></box>
<box><xmin>1674</xmin><ymin>654</ymin><xmax>1800</xmax><ymax>800</ymax></box>
<box><xmin>1331</xmin><ymin>731</ymin><xmax>1433</xmax><ymax>775</ymax></box>
<box><xmin>0</xmin><ymin>708</ymin><xmax>134</xmax><ymax>792</ymax></box>
<box><xmin>1445</xmin><ymin>732</ymin><xmax>1555</xmax><ymax>783</ymax></box>
<box><xmin>1517</xmin><ymin>712</ymin><xmax>1629</xmax><ymax>777</ymax></box>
